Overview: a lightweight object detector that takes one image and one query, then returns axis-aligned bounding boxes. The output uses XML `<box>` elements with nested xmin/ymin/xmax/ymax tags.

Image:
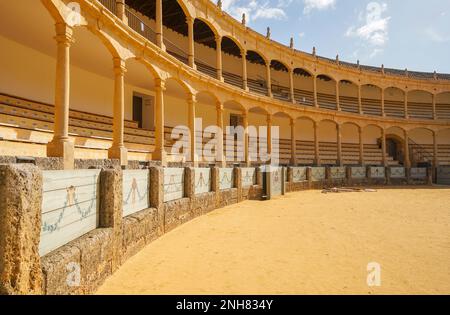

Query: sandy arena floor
<box><xmin>97</xmin><ymin>188</ymin><xmax>450</xmax><ymax>295</ymax></box>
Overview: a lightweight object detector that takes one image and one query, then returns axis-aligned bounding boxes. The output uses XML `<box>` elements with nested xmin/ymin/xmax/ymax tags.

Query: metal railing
<box><xmin>125</xmin><ymin>8</ymin><xmax>156</xmax><ymax>44</ymax></box>
<box><xmin>97</xmin><ymin>0</ymin><xmax>116</xmax><ymax>15</ymax></box>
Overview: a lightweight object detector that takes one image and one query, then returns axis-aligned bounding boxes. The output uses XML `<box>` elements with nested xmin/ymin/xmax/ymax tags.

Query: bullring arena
<box><xmin>0</xmin><ymin>0</ymin><xmax>449</xmax><ymax>295</ymax></box>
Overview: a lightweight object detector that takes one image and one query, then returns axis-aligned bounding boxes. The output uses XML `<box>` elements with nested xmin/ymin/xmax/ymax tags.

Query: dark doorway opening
<box><xmin>133</xmin><ymin>95</ymin><xmax>143</xmax><ymax>128</ymax></box>
<box><xmin>386</xmin><ymin>138</ymin><xmax>398</xmax><ymax>161</ymax></box>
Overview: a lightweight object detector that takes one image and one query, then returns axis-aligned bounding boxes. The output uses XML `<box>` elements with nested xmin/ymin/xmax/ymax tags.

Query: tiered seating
<box><xmin>294</xmin><ymin>88</ymin><xmax>314</xmax><ymax>106</ymax></box>
<box><xmin>339</xmin><ymin>95</ymin><xmax>359</xmax><ymax>113</ymax></box>
<box><xmin>317</xmin><ymin>92</ymin><xmax>337</xmax><ymax>110</ymax></box>
<box><xmin>384</xmin><ymin>100</ymin><xmax>405</xmax><ymax>118</ymax></box>
<box><xmin>195</xmin><ymin>61</ymin><xmax>217</xmax><ymax>79</ymax></box>
<box><xmin>438</xmin><ymin>145</ymin><xmax>450</xmax><ymax>165</ymax></box>
<box><xmin>408</xmin><ymin>143</ymin><xmax>450</xmax><ymax>165</ymax></box>
<box><xmin>407</xmin><ymin>101</ymin><xmax>433</xmax><ymax>120</ymax></box>
<box><xmin>223</xmin><ymin>71</ymin><xmax>243</xmax><ymax>89</ymax></box>
<box><xmin>362</xmin><ymin>98</ymin><xmax>382</xmax><ymax>116</ymax></box>
<box><xmin>271</xmin><ymin>84</ymin><xmax>290</xmax><ymax>101</ymax></box>
<box><xmin>436</xmin><ymin>102</ymin><xmax>450</xmax><ymax>120</ymax></box>
<box><xmin>248</xmin><ymin>78</ymin><xmax>269</xmax><ymax>96</ymax></box>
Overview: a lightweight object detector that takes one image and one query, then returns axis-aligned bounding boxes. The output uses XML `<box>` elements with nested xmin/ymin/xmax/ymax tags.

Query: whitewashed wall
<box><xmin>241</xmin><ymin>168</ymin><xmax>256</xmax><ymax>188</ymax></box>
<box><xmin>310</xmin><ymin>167</ymin><xmax>326</xmax><ymax>181</ymax></box>
<box><xmin>40</xmin><ymin>170</ymin><xmax>100</xmax><ymax>257</ymax></box>
<box><xmin>390</xmin><ymin>167</ymin><xmax>406</xmax><ymax>178</ymax></box>
<box><xmin>351</xmin><ymin>167</ymin><xmax>366</xmax><ymax>179</ymax></box>
<box><xmin>122</xmin><ymin>170</ymin><xmax>150</xmax><ymax>217</ymax></box>
<box><xmin>219</xmin><ymin>168</ymin><xmax>234</xmax><ymax>190</ymax></box>
<box><xmin>410</xmin><ymin>168</ymin><xmax>427</xmax><ymax>178</ymax></box>
<box><xmin>330</xmin><ymin>167</ymin><xmax>346</xmax><ymax>179</ymax></box>
<box><xmin>292</xmin><ymin>167</ymin><xmax>307</xmax><ymax>183</ymax></box>
<box><xmin>269</xmin><ymin>166</ymin><xmax>283</xmax><ymax>197</ymax></box>
<box><xmin>370</xmin><ymin>167</ymin><xmax>385</xmax><ymax>178</ymax></box>
<box><xmin>195</xmin><ymin>168</ymin><xmax>212</xmax><ymax>195</ymax></box>
<box><xmin>164</xmin><ymin>168</ymin><xmax>185</xmax><ymax>202</ymax></box>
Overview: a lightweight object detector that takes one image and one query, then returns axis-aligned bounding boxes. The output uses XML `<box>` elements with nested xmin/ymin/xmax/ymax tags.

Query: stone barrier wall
<box><xmin>0</xmin><ymin>163</ymin><xmax>432</xmax><ymax>295</ymax></box>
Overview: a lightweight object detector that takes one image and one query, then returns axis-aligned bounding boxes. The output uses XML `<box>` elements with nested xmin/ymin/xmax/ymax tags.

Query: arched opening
<box><xmin>339</xmin><ymin>80</ymin><xmax>359</xmax><ymax>113</ymax></box>
<box><xmin>318</xmin><ymin>120</ymin><xmax>338</xmax><ymax>165</ymax></box>
<box><xmin>295</xmin><ymin>117</ymin><xmax>316</xmax><ymax>165</ymax></box>
<box><xmin>408</xmin><ymin>90</ymin><xmax>433</xmax><ymax>120</ymax></box>
<box><xmin>408</xmin><ymin>128</ymin><xmax>434</xmax><ymax>166</ymax></box>
<box><xmin>341</xmin><ymin>123</ymin><xmax>360</xmax><ymax>165</ymax></box>
<box><xmin>384</xmin><ymin>87</ymin><xmax>405</xmax><ymax>118</ymax></box>
<box><xmin>362</xmin><ymin>125</ymin><xmax>384</xmax><ymax>166</ymax></box>
<box><xmin>248</xmin><ymin>107</ymin><xmax>270</xmax><ymax>164</ymax></box>
<box><xmin>385</xmin><ymin>126</ymin><xmax>407</xmax><ymax>165</ymax></box>
<box><xmin>316</xmin><ymin>75</ymin><xmax>337</xmax><ymax>110</ymax></box>
<box><xmin>221</xmin><ymin>36</ymin><xmax>243</xmax><ymax>88</ymax></box>
<box><xmin>223</xmin><ymin>100</ymin><xmax>246</xmax><ymax>164</ymax></box>
<box><xmin>246</xmin><ymin>50</ymin><xmax>268</xmax><ymax>96</ymax></box>
<box><xmin>270</xmin><ymin>60</ymin><xmax>290</xmax><ymax>101</ymax></box>
<box><xmin>361</xmin><ymin>84</ymin><xmax>382</xmax><ymax>116</ymax></box>
<box><xmin>164</xmin><ymin>78</ymin><xmax>190</xmax><ymax>162</ymax></box>
<box><xmin>126</xmin><ymin>0</ymin><xmax>190</xmax><ymax>64</ymax></box>
<box><xmin>193</xmin><ymin>19</ymin><xmax>217</xmax><ymax>78</ymax></box>
<box><xmin>195</xmin><ymin>91</ymin><xmax>220</xmax><ymax>163</ymax></box>
<box><xmin>436</xmin><ymin>92</ymin><xmax>450</xmax><ymax>120</ymax></box>
<box><xmin>293</xmin><ymin>68</ymin><xmax>314</xmax><ymax>106</ymax></box>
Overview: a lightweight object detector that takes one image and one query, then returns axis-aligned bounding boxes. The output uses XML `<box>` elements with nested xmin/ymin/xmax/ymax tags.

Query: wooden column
<box><xmin>155</xmin><ymin>0</ymin><xmax>163</xmax><ymax>49</ymax></box>
<box><xmin>187</xmin><ymin>94</ymin><xmax>197</xmax><ymax>166</ymax></box>
<box><xmin>108</xmin><ymin>57</ymin><xmax>128</xmax><ymax>166</ymax></box>
<box><xmin>47</xmin><ymin>23</ymin><xmax>74</xmax><ymax>170</ymax></box>
<box><xmin>266</xmin><ymin>63</ymin><xmax>273</xmax><ymax>97</ymax></box>
<box><xmin>216</xmin><ymin>35</ymin><xmax>223</xmax><ymax>81</ymax></box>
<box><xmin>336</xmin><ymin>124</ymin><xmax>342</xmax><ymax>166</ymax></box>
<box><xmin>314</xmin><ymin>121</ymin><xmax>320</xmax><ymax>165</ymax></box>
<box><xmin>359</xmin><ymin>126</ymin><xmax>364</xmax><ymax>165</ymax></box>
<box><xmin>216</xmin><ymin>101</ymin><xmax>225</xmax><ymax>167</ymax></box>
<box><xmin>241</xmin><ymin>49</ymin><xmax>248</xmax><ymax>91</ymax></box>
<box><xmin>187</xmin><ymin>17</ymin><xmax>195</xmax><ymax>68</ymax></box>
<box><xmin>404</xmin><ymin>129</ymin><xmax>410</xmax><ymax>168</ymax></box>
<box><xmin>290</xmin><ymin>118</ymin><xmax>296</xmax><ymax>165</ymax></box>
<box><xmin>289</xmin><ymin>69</ymin><xmax>295</xmax><ymax>103</ymax></box>
<box><xmin>153</xmin><ymin>78</ymin><xmax>166</xmax><ymax>165</ymax></box>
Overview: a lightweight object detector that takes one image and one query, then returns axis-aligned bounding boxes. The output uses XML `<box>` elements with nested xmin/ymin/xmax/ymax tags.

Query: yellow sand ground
<box><xmin>97</xmin><ymin>188</ymin><xmax>450</xmax><ymax>295</ymax></box>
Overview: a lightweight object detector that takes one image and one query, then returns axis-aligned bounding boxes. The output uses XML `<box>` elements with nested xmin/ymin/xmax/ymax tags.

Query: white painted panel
<box><xmin>122</xmin><ymin>170</ymin><xmax>150</xmax><ymax>217</ymax></box>
<box><xmin>331</xmin><ymin>167</ymin><xmax>346</xmax><ymax>179</ymax></box>
<box><xmin>164</xmin><ymin>168</ymin><xmax>185</xmax><ymax>202</ymax></box>
<box><xmin>219</xmin><ymin>168</ymin><xmax>234</xmax><ymax>190</ymax></box>
<box><xmin>40</xmin><ymin>170</ymin><xmax>100</xmax><ymax>257</ymax></box>
<box><xmin>269</xmin><ymin>166</ymin><xmax>283</xmax><ymax>196</ymax></box>
<box><xmin>390</xmin><ymin>167</ymin><xmax>406</xmax><ymax>178</ymax></box>
<box><xmin>351</xmin><ymin>167</ymin><xmax>366</xmax><ymax>179</ymax></box>
<box><xmin>241</xmin><ymin>168</ymin><xmax>256</xmax><ymax>187</ymax></box>
<box><xmin>292</xmin><ymin>167</ymin><xmax>307</xmax><ymax>183</ymax></box>
<box><xmin>310</xmin><ymin>167</ymin><xmax>325</xmax><ymax>181</ymax></box>
<box><xmin>195</xmin><ymin>168</ymin><xmax>212</xmax><ymax>195</ymax></box>
<box><xmin>370</xmin><ymin>167</ymin><xmax>385</xmax><ymax>178</ymax></box>
<box><xmin>410</xmin><ymin>168</ymin><xmax>427</xmax><ymax>179</ymax></box>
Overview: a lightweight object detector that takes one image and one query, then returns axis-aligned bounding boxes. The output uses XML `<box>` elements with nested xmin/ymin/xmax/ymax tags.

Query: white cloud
<box><xmin>222</xmin><ymin>0</ymin><xmax>288</xmax><ymax>23</ymax></box>
<box><xmin>303</xmin><ymin>0</ymin><xmax>336</xmax><ymax>14</ymax></box>
<box><xmin>346</xmin><ymin>2</ymin><xmax>390</xmax><ymax>53</ymax></box>
<box><xmin>425</xmin><ymin>27</ymin><xmax>450</xmax><ymax>43</ymax></box>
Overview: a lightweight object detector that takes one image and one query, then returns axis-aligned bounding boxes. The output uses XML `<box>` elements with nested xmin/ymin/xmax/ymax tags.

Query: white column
<box><xmin>153</xmin><ymin>78</ymin><xmax>166</xmax><ymax>165</ymax></box>
<box><xmin>108</xmin><ymin>57</ymin><xmax>128</xmax><ymax>166</ymax></box>
<box><xmin>47</xmin><ymin>23</ymin><xmax>75</xmax><ymax>170</ymax></box>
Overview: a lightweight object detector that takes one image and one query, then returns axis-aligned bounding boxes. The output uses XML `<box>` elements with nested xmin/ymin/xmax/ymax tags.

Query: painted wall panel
<box><xmin>122</xmin><ymin>170</ymin><xmax>150</xmax><ymax>217</ymax></box>
<box><xmin>164</xmin><ymin>168</ymin><xmax>185</xmax><ymax>202</ymax></box>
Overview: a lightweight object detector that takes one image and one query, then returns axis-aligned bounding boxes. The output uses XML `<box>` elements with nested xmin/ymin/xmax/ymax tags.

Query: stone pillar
<box><xmin>386</xmin><ymin>166</ymin><xmax>391</xmax><ymax>185</ymax></box>
<box><xmin>216</xmin><ymin>35</ymin><xmax>223</xmax><ymax>81</ymax></box>
<box><xmin>188</xmin><ymin>95</ymin><xmax>198</xmax><ymax>166</ymax></box>
<box><xmin>306</xmin><ymin>167</ymin><xmax>313</xmax><ymax>189</ymax></box>
<box><xmin>404</xmin><ymin>90</ymin><xmax>409</xmax><ymax>119</ymax></box>
<box><xmin>234</xmin><ymin>167</ymin><xmax>243</xmax><ymax>202</ymax></box>
<box><xmin>155</xmin><ymin>0</ymin><xmax>164</xmax><ymax>49</ymax></box>
<box><xmin>336</xmin><ymin>124</ymin><xmax>342</xmax><ymax>166</ymax></box>
<box><xmin>116</xmin><ymin>0</ymin><xmax>127</xmax><ymax>23</ymax></box>
<box><xmin>381</xmin><ymin>88</ymin><xmax>386</xmax><ymax>117</ymax></box>
<box><xmin>314</xmin><ymin>121</ymin><xmax>320</xmax><ymax>165</ymax></box>
<box><xmin>187</xmin><ymin>16</ymin><xmax>195</xmax><ymax>68</ymax></box>
<box><xmin>243</xmin><ymin>111</ymin><xmax>250</xmax><ymax>166</ymax></box>
<box><xmin>381</xmin><ymin>128</ymin><xmax>387</xmax><ymax>166</ymax></box>
<box><xmin>266</xmin><ymin>63</ymin><xmax>272</xmax><ymax>97</ymax></box>
<box><xmin>99</xmin><ymin>169</ymin><xmax>123</xmax><ymax>271</ymax></box>
<box><xmin>0</xmin><ymin>164</ymin><xmax>43</xmax><ymax>295</ymax></box>
<box><xmin>432</xmin><ymin>93</ymin><xmax>437</xmax><ymax>120</ymax></box>
<box><xmin>47</xmin><ymin>23</ymin><xmax>75</xmax><ymax>170</ymax></box>
<box><xmin>336</xmin><ymin>81</ymin><xmax>340</xmax><ymax>111</ymax></box>
<box><xmin>358</xmin><ymin>84</ymin><xmax>363</xmax><ymax>114</ymax></box>
<box><xmin>290</xmin><ymin>118</ymin><xmax>296</xmax><ymax>165</ymax></box>
<box><xmin>184</xmin><ymin>167</ymin><xmax>195</xmax><ymax>199</ymax></box>
<box><xmin>241</xmin><ymin>49</ymin><xmax>248</xmax><ymax>91</ymax></box>
<box><xmin>149</xmin><ymin>166</ymin><xmax>165</xmax><ymax>234</ymax></box>
<box><xmin>289</xmin><ymin>69</ymin><xmax>295</xmax><ymax>103</ymax></box>
<box><xmin>108</xmin><ymin>58</ymin><xmax>128</xmax><ymax>166</ymax></box>
<box><xmin>153</xmin><ymin>78</ymin><xmax>166</xmax><ymax>165</ymax></box>
<box><xmin>211</xmin><ymin>167</ymin><xmax>220</xmax><ymax>207</ymax></box>
<box><xmin>404</xmin><ymin>129</ymin><xmax>411</xmax><ymax>168</ymax></box>
<box><xmin>359</xmin><ymin>126</ymin><xmax>364</xmax><ymax>165</ymax></box>
<box><xmin>216</xmin><ymin>101</ymin><xmax>225</xmax><ymax>167</ymax></box>
<box><xmin>313</xmin><ymin>75</ymin><xmax>318</xmax><ymax>108</ymax></box>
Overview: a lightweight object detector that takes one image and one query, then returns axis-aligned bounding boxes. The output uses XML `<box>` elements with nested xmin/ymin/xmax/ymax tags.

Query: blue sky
<box><xmin>221</xmin><ymin>0</ymin><xmax>450</xmax><ymax>73</ymax></box>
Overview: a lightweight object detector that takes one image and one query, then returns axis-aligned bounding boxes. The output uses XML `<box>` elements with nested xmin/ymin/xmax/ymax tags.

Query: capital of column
<box><xmin>155</xmin><ymin>78</ymin><xmax>166</xmax><ymax>91</ymax></box>
<box><xmin>290</xmin><ymin>118</ymin><xmax>295</xmax><ymax>127</ymax></box>
<box><xmin>185</xmin><ymin>16</ymin><xmax>194</xmax><ymax>25</ymax></box>
<box><xmin>187</xmin><ymin>93</ymin><xmax>196</xmax><ymax>105</ymax></box>
<box><xmin>216</xmin><ymin>101</ymin><xmax>224</xmax><ymax>111</ymax></box>
<box><xmin>266</xmin><ymin>114</ymin><xmax>272</xmax><ymax>125</ymax></box>
<box><xmin>54</xmin><ymin>23</ymin><xmax>74</xmax><ymax>47</ymax></box>
<box><xmin>113</xmin><ymin>58</ymin><xmax>127</xmax><ymax>76</ymax></box>
<box><xmin>240</xmin><ymin>48</ymin><xmax>247</xmax><ymax>58</ymax></box>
